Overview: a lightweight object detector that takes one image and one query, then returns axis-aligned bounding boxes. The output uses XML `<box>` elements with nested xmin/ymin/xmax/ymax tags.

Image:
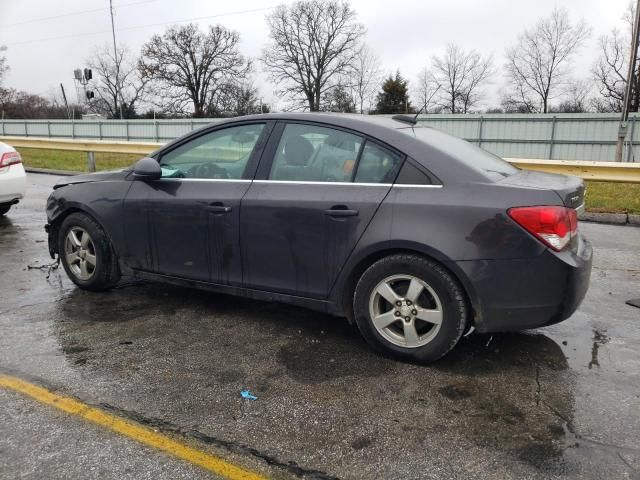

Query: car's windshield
<box><xmin>397</xmin><ymin>126</ymin><xmax>519</xmax><ymax>181</ymax></box>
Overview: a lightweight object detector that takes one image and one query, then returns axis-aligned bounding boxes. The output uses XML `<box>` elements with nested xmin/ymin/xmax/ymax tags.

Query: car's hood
<box><xmin>53</xmin><ymin>169</ymin><xmax>129</xmax><ymax>189</ymax></box>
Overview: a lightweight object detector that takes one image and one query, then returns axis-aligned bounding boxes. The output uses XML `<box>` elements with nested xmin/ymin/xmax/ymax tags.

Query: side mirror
<box><xmin>132</xmin><ymin>157</ymin><xmax>161</xmax><ymax>181</ymax></box>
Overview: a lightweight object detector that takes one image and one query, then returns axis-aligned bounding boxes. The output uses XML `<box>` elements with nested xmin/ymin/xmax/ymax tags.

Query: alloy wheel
<box><xmin>368</xmin><ymin>274</ymin><xmax>443</xmax><ymax>348</ymax></box>
<box><xmin>64</xmin><ymin>227</ymin><xmax>97</xmax><ymax>281</ymax></box>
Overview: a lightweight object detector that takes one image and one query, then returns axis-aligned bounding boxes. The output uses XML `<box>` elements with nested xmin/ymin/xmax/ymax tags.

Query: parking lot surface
<box><xmin>1</xmin><ymin>173</ymin><xmax>639</xmax><ymax>479</ymax></box>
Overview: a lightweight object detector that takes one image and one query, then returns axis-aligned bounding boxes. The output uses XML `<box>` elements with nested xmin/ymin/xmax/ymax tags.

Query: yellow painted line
<box><xmin>0</xmin><ymin>374</ymin><xmax>268</xmax><ymax>480</ymax></box>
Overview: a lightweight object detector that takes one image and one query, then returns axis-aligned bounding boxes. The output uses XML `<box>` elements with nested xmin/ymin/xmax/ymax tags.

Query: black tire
<box><xmin>353</xmin><ymin>254</ymin><xmax>468</xmax><ymax>363</ymax></box>
<box><xmin>0</xmin><ymin>203</ymin><xmax>11</xmax><ymax>216</ymax></box>
<box><xmin>58</xmin><ymin>212</ymin><xmax>121</xmax><ymax>291</ymax></box>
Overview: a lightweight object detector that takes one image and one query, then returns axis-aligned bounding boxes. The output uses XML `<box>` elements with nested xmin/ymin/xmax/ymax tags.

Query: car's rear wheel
<box><xmin>0</xmin><ymin>203</ymin><xmax>11</xmax><ymax>216</ymax></box>
<box><xmin>58</xmin><ymin>212</ymin><xmax>120</xmax><ymax>291</ymax></box>
<box><xmin>353</xmin><ymin>254</ymin><xmax>468</xmax><ymax>363</ymax></box>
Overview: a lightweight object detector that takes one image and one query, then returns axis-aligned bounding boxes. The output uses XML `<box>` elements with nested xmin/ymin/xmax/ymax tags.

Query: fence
<box><xmin>1</xmin><ymin>113</ymin><xmax>639</xmax><ymax>162</ymax></box>
<box><xmin>415</xmin><ymin>113</ymin><xmax>639</xmax><ymax>163</ymax></box>
<box><xmin>0</xmin><ymin>118</ymin><xmax>223</xmax><ymax>144</ymax></box>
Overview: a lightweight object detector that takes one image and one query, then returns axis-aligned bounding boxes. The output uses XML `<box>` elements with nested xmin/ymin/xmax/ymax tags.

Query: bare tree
<box><xmin>206</xmin><ymin>82</ymin><xmax>267</xmax><ymax>116</ymax></box>
<box><xmin>261</xmin><ymin>0</ymin><xmax>365</xmax><ymax>111</ymax></box>
<box><xmin>593</xmin><ymin>4</ymin><xmax>638</xmax><ymax>113</ymax></box>
<box><xmin>0</xmin><ymin>88</ymin><xmax>84</xmax><ymax>119</ymax></box>
<box><xmin>505</xmin><ymin>8</ymin><xmax>591</xmax><ymax>113</ymax></box>
<box><xmin>0</xmin><ymin>55</ymin><xmax>7</xmax><ymax>87</ymax></box>
<box><xmin>140</xmin><ymin>23</ymin><xmax>251</xmax><ymax>117</ymax></box>
<box><xmin>552</xmin><ymin>79</ymin><xmax>593</xmax><ymax>112</ymax></box>
<box><xmin>413</xmin><ymin>67</ymin><xmax>440</xmax><ymax>113</ymax></box>
<box><xmin>351</xmin><ymin>45</ymin><xmax>382</xmax><ymax>113</ymax></box>
<box><xmin>431</xmin><ymin>44</ymin><xmax>493</xmax><ymax>113</ymax></box>
<box><xmin>86</xmin><ymin>45</ymin><xmax>147</xmax><ymax>119</ymax></box>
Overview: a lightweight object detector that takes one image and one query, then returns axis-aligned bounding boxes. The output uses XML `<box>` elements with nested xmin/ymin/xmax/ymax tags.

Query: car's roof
<box><xmin>234</xmin><ymin>112</ymin><xmax>407</xmax><ymax>132</ymax></box>
<box><xmin>225</xmin><ymin>113</ymin><xmax>493</xmax><ymax>183</ymax></box>
<box><xmin>161</xmin><ymin>113</ymin><xmax>497</xmax><ymax>184</ymax></box>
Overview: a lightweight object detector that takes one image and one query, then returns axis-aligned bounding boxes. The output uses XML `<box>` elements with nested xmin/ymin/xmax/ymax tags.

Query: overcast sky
<box><xmin>0</xmin><ymin>0</ymin><xmax>633</xmax><ymax>110</ymax></box>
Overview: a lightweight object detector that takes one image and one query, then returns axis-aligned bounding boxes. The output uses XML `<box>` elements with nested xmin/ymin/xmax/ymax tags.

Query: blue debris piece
<box><xmin>240</xmin><ymin>389</ymin><xmax>258</xmax><ymax>401</ymax></box>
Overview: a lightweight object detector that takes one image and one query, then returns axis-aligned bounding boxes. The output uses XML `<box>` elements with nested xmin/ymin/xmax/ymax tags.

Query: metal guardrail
<box><xmin>505</xmin><ymin>159</ymin><xmax>640</xmax><ymax>183</ymax></box>
<box><xmin>3</xmin><ymin>136</ymin><xmax>640</xmax><ymax>182</ymax></box>
<box><xmin>1</xmin><ymin>136</ymin><xmax>162</xmax><ymax>155</ymax></box>
<box><xmin>2</xmin><ymin>113</ymin><xmax>640</xmax><ymax>162</ymax></box>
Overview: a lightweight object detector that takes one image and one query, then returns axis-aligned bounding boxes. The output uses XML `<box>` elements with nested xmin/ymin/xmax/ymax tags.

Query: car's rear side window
<box><xmin>269</xmin><ymin>124</ymin><xmax>363</xmax><ymax>182</ymax></box>
<box><xmin>354</xmin><ymin>141</ymin><xmax>403</xmax><ymax>184</ymax></box>
<box><xmin>394</xmin><ymin>159</ymin><xmax>433</xmax><ymax>185</ymax></box>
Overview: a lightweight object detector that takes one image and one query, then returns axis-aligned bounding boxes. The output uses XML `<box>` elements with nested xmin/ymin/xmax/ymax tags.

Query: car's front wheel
<box><xmin>353</xmin><ymin>254</ymin><xmax>468</xmax><ymax>363</ymax></box>
<box><xmin>58</xmin><ymin>212</ymin><xmax>120</xmax><ymax>291</ymax></box>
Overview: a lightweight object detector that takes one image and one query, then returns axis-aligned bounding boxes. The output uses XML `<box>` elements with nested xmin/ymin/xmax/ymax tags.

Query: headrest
<box><xmin>284</xmin><ymin>135</ymin><xmax>314</xmax><ymax>166</ymax></box>
<box><xmin>323</xmin><ymin>133</ymin><xmax>356</xmax><ymax>152</ymax></box>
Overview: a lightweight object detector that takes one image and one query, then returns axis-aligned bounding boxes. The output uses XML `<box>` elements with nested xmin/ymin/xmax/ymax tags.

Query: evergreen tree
<box><xmin>322</xmin><ymin>83</ymin><xmax>355</xmax><ymax>112</ymax></box>
<box><xmin>374</xmin><ymin>71</ymin><xmax>411</xmax><ymax>114</ymax></box>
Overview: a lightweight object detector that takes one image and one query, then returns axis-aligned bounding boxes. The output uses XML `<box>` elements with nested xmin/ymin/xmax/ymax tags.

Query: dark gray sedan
<box><xmin>45</xmin><ymin>113</ymin><xmax>592</xmax><ymax>362</ymax></box>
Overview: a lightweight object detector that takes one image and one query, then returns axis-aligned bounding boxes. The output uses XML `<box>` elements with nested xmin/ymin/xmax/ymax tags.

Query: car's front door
<box><xmin>240</xmin><ymin>122</ymin><xmax>405</xmax><ymax>299</ymax></box>
<box><xmin>122</xmin><ymin>122</ymin><xmax>271</xmax><ymax>284</ymax></box>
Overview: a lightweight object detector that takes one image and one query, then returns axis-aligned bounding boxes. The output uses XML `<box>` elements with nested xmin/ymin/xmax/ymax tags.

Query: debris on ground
<box><xmin>27</xmin><ymin>258</ymin><xmax>60</xmax><ymax>279</ymax></box>
<box><xmin>240</xmin><ymin>390</ymin><xmax>258</xmax><ymax>401</ymax></box>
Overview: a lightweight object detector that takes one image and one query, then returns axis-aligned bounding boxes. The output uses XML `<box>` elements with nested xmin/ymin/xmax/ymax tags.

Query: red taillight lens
<box><xmin>0</xmin><ymin>151</ymin><xmax>21</xmax><ymax>168</ymax></box>
<box><xmin>508</xmin><ymin>206</ymin><xmax>578</xmax><ymax>251</ymax></box>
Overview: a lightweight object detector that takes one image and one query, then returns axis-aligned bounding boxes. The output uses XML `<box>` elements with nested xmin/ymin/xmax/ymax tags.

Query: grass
<box><xmin>15</xmin><ymin>148</ymin><xmax>640</xmax><ymax>214</ymax></box>
<box><xmin>584</xmin><ymin>181</ymin><xmax>640</xmax><ymax>215</ymax></box>
<box><xmin>18</xmin><ymin>148</ymin><xmax>140</xmax><ymax>172</ymax></box>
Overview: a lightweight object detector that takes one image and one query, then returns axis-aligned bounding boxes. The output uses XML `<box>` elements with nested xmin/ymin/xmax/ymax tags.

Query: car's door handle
<box><xmin>207</xmin><ymin>203</ymin><xmax>232</xmax><ymax>213</ymax></box>
<box><xmin>324</xmin><ymin>206</ymin><xmax>359</xmax><ymax>217</ymax></box>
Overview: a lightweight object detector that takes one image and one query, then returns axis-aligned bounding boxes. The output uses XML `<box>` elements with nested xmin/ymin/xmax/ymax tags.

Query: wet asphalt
<box><xmin>1</xmin><ymin>173</ymin><xmax>639</xmax><ymax>480</ymax></box>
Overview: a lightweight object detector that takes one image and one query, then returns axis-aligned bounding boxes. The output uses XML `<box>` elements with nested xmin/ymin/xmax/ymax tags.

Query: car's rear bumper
<box><xmin>456</xmin><ymin>234</ymin><xmax>593</xmax><ymax>333</ymax></box>
<box><xmin>0</xmin><ymin>164</ymin><xmax>27</xmax><ymax>204</ymax></box>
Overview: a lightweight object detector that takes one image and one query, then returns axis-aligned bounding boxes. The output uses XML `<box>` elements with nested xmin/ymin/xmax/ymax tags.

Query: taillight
<box><xmin>0</xmin><ymin>151</ymin><xmax>21</xmax><ymax>168</ymax></box>
<box><xmin>508</xmin><ymin>206</ymin><xmax>578</xmax><ymax>251</ymax></box>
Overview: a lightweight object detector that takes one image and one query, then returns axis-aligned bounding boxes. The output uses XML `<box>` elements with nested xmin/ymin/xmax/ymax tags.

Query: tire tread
<box><xmin>58</xmin><ymin>212</ymin><xmax>120</xmax><ymax>291</ymax></box>
<box><xmin>353</xmin><ymin>253</ymin><xmax>468</xmax><ymax>363</ymax></box>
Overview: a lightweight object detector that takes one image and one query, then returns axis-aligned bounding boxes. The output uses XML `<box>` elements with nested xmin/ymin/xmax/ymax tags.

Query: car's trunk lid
<box><xmin>499</xmin><ymin>169</ymin><xmax>585</xmax><ymax>209</ymax></box>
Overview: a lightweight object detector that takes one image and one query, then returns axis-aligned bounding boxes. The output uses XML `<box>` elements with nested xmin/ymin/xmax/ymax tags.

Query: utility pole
<box><xmin>109</xmin><ymin>0</ymin><xmax>124</xmax><ymax>119</ymax></box>
<box><xmin>616</xmin><ymin>0</ymin><xmax>640</xmax><ymax>162</ymax></box>
<box><xmin>60</xmin><ymin>83</ymin><xmax>71</xmax><ymax>120</ymax></box>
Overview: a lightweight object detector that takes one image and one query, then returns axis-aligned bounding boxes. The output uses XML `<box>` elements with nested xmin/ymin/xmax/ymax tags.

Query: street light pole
<box><xmin>615</xmin><ymin>0</ymin><xmax>640</xmax><ymax>162</ymax></box>
<box><xmin>109</xmin><ymin>0</ymin><xmax>124</xmax><ymax>120</ymax></box>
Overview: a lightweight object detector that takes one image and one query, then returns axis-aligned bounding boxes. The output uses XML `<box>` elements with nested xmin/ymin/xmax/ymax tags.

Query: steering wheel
<box><xmin>186</xmin><ymin>163</ymin><xmax>229</xmax><ymax>179</ymax></box>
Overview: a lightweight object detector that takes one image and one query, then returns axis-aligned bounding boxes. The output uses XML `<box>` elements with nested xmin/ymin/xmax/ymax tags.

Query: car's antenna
<box><xmin>392</xmin><ymin>85</ymin><xmax>441</xmax><ymax>126</ymax></box>
<box><xmin>413</xmin><ymin>84</ymin><xmax>440</xmax><ymax>122</ymax></box>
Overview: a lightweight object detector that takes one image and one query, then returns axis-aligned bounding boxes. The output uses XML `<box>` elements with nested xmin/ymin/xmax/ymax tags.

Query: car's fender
<box><xmin>46</xmin><ymin>179</ymin><xmax>132</xmax><ymax>259</ymax></box>
<box><xmin>327</xmin><ymin>238</ymin><xmax>483</xmax><ymax>325</ymax></box>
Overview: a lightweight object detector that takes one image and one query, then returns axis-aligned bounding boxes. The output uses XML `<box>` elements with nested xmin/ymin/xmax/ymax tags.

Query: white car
<box><xmin>0</xmin><ymin>142</ymin><xmax>26</xmax><ymax>216</ymax></box>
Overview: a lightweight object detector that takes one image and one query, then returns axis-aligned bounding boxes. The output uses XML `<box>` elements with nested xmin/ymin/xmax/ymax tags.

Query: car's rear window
<box><xmin>397</xmin><ymin>126</ymin><xmax>519</xmax><ymax>181</ymax></box>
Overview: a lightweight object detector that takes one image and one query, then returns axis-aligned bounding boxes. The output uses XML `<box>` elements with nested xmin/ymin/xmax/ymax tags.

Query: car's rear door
<box><xmin>240</xmin><ymin>121</ymin><xmax>404</xmax><ymax>299</ymax></box>
<box><xmin>122</xmin><ymin>121</ymin><xmax>272</xmax><ymax>284</ymax></box>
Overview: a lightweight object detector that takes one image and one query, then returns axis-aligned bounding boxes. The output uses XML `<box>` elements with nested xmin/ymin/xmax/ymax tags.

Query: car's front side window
<box><xmin>269</xmin><ymin>124</ymin><xmax>363</xmax><ymax>182</ymax></box>
<box><xmin>159</xmin><ymin>123</ymin><xmax>265</xmax><ymax>179</ymax></box>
